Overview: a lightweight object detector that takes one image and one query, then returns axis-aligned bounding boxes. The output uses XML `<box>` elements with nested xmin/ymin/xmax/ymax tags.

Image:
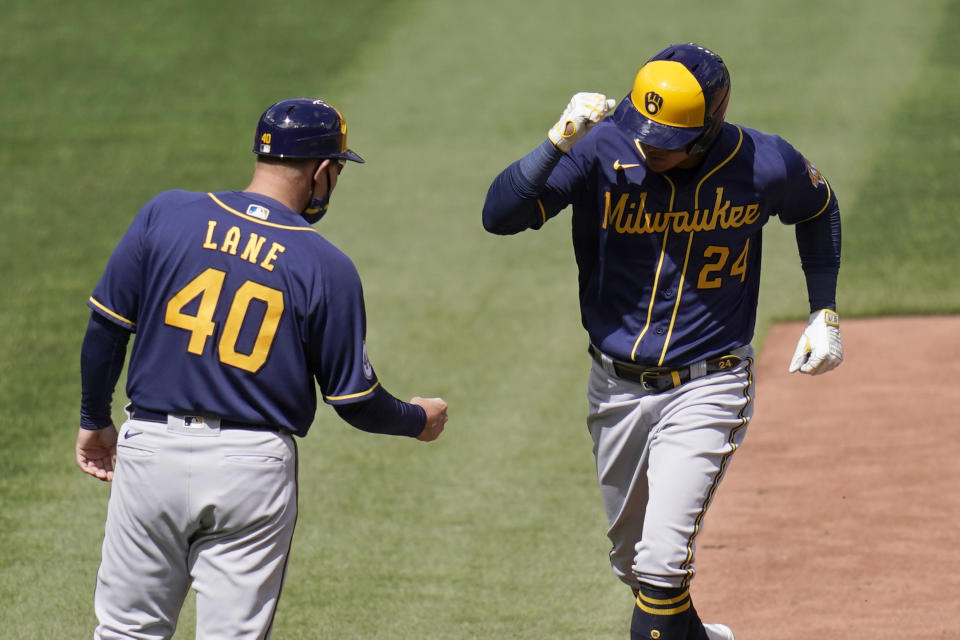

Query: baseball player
<box><xmin>482</xmin><ymin>43</ymin><xmax>842</xmax><ymax>640</ymax></box>
<box><xmin>76</xmin><ymin>98</ymin><xmax>449</xmax><ymax>639</ymax></box>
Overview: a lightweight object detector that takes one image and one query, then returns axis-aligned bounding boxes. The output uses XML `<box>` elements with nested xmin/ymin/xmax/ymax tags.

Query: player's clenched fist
<box><xmin>548</xmin><ymin>92</ymin><xmax>617</xmax><ymax>152</ymax></box>
<box><xmin>411</xmin><ymin>396</ymin><xmax>448</xmax><ymax>441</ymax></box>
<box><xmin>789</xmin><ymin>309</ymin><xmax>844</xmax><ymax>375</ymax></box>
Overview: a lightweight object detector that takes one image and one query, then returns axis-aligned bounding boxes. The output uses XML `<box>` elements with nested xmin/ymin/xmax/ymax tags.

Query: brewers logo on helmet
<box><xmin>254</xmin><ymin>98</ymin><xmax>364</xmax><ymax>163</ymax></box>
<box><xmin>614</xmin><ymin>43</ymin><xmax>731</xmax><ymax>154</ymax></box>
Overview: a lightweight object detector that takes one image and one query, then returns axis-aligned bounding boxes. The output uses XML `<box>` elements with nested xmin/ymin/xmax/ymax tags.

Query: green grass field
<box><xmin>1</xmin><ymin>0</ymin><xmax>957</xmax><ymax>637</ymax></box>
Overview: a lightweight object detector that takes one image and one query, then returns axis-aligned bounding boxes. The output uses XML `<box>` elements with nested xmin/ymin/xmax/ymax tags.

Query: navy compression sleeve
<box><xmin>334</xmin><ymin>385</ymin><xmax>426</xmax><ymax>437</ymax></box>
<box><xmin>795</xmin><ymin>204</ymin><xmax>841</xmax><ymax>312</ymax></box>
<box><xmin>482</xmin><ymin>140</ymin><xmax>564</xmax><ymax>234</ymax></box>
<box><xmin>80</xmin><ymin>312</ymin><xmax>131</xmax><ymax>430</ymax></box>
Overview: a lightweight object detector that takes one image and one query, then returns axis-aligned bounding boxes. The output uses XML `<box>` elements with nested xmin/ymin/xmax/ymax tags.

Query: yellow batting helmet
<box><xmin>614</xmin><ymin>43</ymin><xmax>731</xmax><ymax>153</ymax></box>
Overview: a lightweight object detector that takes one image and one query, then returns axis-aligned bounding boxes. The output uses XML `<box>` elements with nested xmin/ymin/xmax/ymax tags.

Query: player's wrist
<box><xmin>412</xmin><ymin>404</ymin><xmax>427</xmax><ymax>437</ymax></box>
<box><xmin>80</xmin><ymin>412</ymin><xmax>114</xmax><ymax>430</ymax></box>
<box><xmin>810</xmin><ymin>308</ymin><xmax>839</xmax><ymax>325</ymax></box>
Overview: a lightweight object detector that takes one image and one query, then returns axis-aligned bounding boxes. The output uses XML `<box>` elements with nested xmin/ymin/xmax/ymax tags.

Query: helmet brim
<box><xmin>339</xmin><ymin>149</ymin><xmax>365</xmax><ymax>164</ymax></box>
<box><xmin>613</xmin><ymin>96</ymin><xmax>704</xmax><ymax>150</ymax></box>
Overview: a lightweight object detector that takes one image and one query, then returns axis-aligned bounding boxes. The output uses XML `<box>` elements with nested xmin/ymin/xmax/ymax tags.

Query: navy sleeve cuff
<box><xmin>333</xmin><ymin>385</ymin><xmax>426</xmax><ymax>437</ymax></box>
<box><xmin>516</xmin><ymin>139</ymin><xmax>565</xmax><ymax>194</ymax></box>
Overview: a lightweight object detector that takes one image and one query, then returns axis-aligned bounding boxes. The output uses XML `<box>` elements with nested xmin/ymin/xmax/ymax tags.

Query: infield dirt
<box><xmin>693</xmin><ymin>316</ymin><xmax>960</xmax><ymax>640</ymax></box>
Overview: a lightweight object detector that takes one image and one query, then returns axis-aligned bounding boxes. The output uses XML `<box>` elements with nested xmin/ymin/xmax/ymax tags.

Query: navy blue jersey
<box><xmin>88</xmin><ymin>189</ymin><xmax>379</xmax><ymax>436</ymax></box>
<box><xmin>485</xmin><ymin>102</ymin><xmax>837</xmax><ymax>367</ymax></box>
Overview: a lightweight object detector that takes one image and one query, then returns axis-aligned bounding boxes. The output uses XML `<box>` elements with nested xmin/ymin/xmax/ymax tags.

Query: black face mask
<box><xmin>302</xmin><ymin>195</ymin><xmax>329</xmax><ymax>224</ymax></box>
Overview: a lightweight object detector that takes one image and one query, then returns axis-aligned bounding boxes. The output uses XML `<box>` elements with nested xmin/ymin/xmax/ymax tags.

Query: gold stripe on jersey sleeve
<box><xmin>536</xmin><ymin>199</ymin><xmax>547</xmax><ymax>225</ymax></box>
<box><xmin>794</xmin><ymin>178</ymin><xmax>833</xmax><ymax>224</ymax></box>
<box><xmin>324</xmin><ymin>381</ymin><xmax>381</xmax><ymax>402</ymax></box>
<box><xmin>207</xmin><ymin>193</ymin><xmax>319</xmax><ymax>231</ymax></box>
<box><xmin>88</xmin><ymin>297</ymin><xmax>136</xmax><ymax>327</ymax></box>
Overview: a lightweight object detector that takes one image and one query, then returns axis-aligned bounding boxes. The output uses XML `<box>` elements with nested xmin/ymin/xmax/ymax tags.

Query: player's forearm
<box><xmin>796</xmin><ymin>205</ymin><xmax>841</xmax><ymax>311</ymax></box>
<box><xmin>482</xmin><ymin>140</ymin><xmax>563</xmax><ymax>234</ymax></box>
<box><xmin>80</xmin><ymin>312</ymin><xmax>130</xmax><ymax>430</ymax></box>
<box><xmin>333</xmin><ymin>385</ymin><xmax>426</xmax><ymax>437</ymax></box>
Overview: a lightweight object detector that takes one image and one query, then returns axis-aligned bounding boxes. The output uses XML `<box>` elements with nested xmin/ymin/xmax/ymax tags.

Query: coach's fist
<box><xmin>789</xmin><ymin>309</ymin><xmax>843</xmax><ymax>375</ymax></box>
<box><xmin>411</xmin><ymin>396</ymin><xmax>448</xmax><ymax>441</ymax></box>
<box><xmin>548</xmin><ymin>92</ymin><xmax>617</xmax><ymax>152</ymax></box>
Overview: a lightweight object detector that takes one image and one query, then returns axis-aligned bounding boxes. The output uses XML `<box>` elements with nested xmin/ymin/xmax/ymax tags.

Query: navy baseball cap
<box><xmin>254</xmin><ymin>98</ymin><xmax>364</xmax><ymax>163</ymax></box>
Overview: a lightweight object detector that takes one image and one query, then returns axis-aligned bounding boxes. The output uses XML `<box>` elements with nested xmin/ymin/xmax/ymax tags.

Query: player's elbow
<box><xmin>481</xmin><ymin>203</ymin><xmax>502</xmax><ymax>233</ymax></box>
<box><xmin>481</xmin><ymin>201</ymin><xmax>519</xmax><ymax>235</ymax></box>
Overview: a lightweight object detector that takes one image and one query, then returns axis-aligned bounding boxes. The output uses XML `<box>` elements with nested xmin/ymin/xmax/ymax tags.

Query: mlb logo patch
<box><xmin>246</xmin><ymin>204</ymin><xmax>270</xmax><ymax>220</ymax></box>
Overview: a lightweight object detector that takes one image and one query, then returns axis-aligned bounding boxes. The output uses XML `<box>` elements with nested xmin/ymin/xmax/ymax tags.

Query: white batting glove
<box><xmin>788</xmin><ymin>309</ymin><xmax>844</xmax><ymax>375</ymax></box>
<box><xmin>548</xmin><ymin>92</ymin><xmax>617</xmax><ymax>152</ymax></box>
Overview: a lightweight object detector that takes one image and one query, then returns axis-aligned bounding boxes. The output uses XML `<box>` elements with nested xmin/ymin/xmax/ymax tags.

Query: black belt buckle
<box><xmin>637</xmin><ymin>369</ymin><xmax>680</xmax><ymax>392</ymax></box>
<box><xmin>638</xmin><ymin>370</ymin><xmax>660</xmax><ymax>392</ymax></box>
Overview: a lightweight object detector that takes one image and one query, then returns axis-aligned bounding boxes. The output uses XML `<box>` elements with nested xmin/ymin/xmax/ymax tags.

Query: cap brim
<box><xmin>613</xmin><ymin>98</ymin><xmax>703</xmax><ymax>150</ymax></box>
<box><xmin>341</xmin><ymin>149</ymin><xmax>364</xmax><ymax>164</ymax></box>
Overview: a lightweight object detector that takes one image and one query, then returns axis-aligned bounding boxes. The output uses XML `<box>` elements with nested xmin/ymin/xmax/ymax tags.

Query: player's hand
<box><xmin>411</xmin><ymin>396</ymin><xmax>448</xmax><ymax>442</ymax></box>
<box><xmin>76</xmin><ymin>424</ymin><xmax>119</xmax><ymax>482</ymax></box>
<box><xmin>788</xmin><ymin>309</ymin><xmax>843</xmax><ymax>375</ymax></box>
<box><xmin>548</xmin><ymin>92</ymin><xmax>617</xmax><ymax>152</ymax></box>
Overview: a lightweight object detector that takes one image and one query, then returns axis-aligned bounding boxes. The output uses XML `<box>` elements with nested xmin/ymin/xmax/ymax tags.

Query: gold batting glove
<box><xmin>788</xmin><ymin>309</ymin><xmax>843</xmax><ymax>375</ymax></box>
<box><xmin>547</xmin><ymin>92</ymin><xmax>617</xmax><ymax>152</ymax></box>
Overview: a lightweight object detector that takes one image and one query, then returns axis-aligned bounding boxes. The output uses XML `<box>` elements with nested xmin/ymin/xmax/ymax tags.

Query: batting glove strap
<box><xmin>547</xmin><ymin>92</ymin><xmax>617</xmax><ymax>153</ymax></box>
<box><xmin>788</xmin><ymin>308</ymin><xmax>843</xmax><ymax>375</ymax></box>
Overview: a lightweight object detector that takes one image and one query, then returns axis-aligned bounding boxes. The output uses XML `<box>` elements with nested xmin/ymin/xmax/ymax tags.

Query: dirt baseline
<box><xmin>693</xmin><ymin>316</ymin><xmax>960</xmax><ymax>640</ymax></box>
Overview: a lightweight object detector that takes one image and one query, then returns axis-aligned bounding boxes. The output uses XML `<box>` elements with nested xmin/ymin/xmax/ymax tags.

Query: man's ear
<box><xmin>313</xmin><ymin>159</ymin><xmax>330</xmax><ymax>183</ymax></box>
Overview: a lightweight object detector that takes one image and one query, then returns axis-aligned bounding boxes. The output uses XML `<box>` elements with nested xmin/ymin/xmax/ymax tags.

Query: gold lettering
<box><xmin>220</xmin><ymin>226</ymin><xmax>241</xmax><ymax>255</ymax></box>
<box><xmin>239</xmin><ymin>234</ymin><xmax>268</xmax><ymax>264</ymax></box>
<box><xmin>606</xmin><ymin>192</ymin><xmax>629</xmax><ymax>232</ymax></box>
<box><xmin>726</xmin><ymin>206</ymin><xmax>744</xmax><ymax>228</ymax></box>
<box><xmin>619</xmin><ymin>210</ymin><xmax>639</xmax><ymax>234</ymax></box>
<box><xmin>203</xmin><ymin>220</ymin><xmax>218</xmax><ymax>250</ymax></box>
<box><xmin>712</xmin><ymin>187</ymin><xmax>729</xmax><ymax>224</ymax></box>
<box><xmin>260</xmin><ymin>242</ymin><xmax>286</xmax><ymax>271</ymax></box>
<box><xmin>688</xmin><ymin>208</ymin><xmax>709</xmax><ymax>232</ymax></box>
<box><xmin>670</xmin><ymin>210</ymin><xmax>690</xmax><ymax>233</ymax></box>
<box><xmin>650</xmin><ymin>211</ymin><xmax>669</xmax><ymax>234</ymax></box>
<box><xmin>631</xmin><ymin>192</ymin><xmax>647</xmax><ymax>233</ymax></box>
<box><xmin>600</xmin><ymin>186</ymin><xmax>759</xmax><ymax>236</ymax></box>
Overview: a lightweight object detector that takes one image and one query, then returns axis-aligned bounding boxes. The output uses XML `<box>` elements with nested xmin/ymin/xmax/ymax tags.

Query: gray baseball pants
<box><xmin>586</xmin><ymin>346</ymin><xmax>755</xmax><ymax>590</ymax></box>
<box><xmin>93</xmin><ymin>413</ymin><xmax>298</xmax><ymax>639</ymax></box>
